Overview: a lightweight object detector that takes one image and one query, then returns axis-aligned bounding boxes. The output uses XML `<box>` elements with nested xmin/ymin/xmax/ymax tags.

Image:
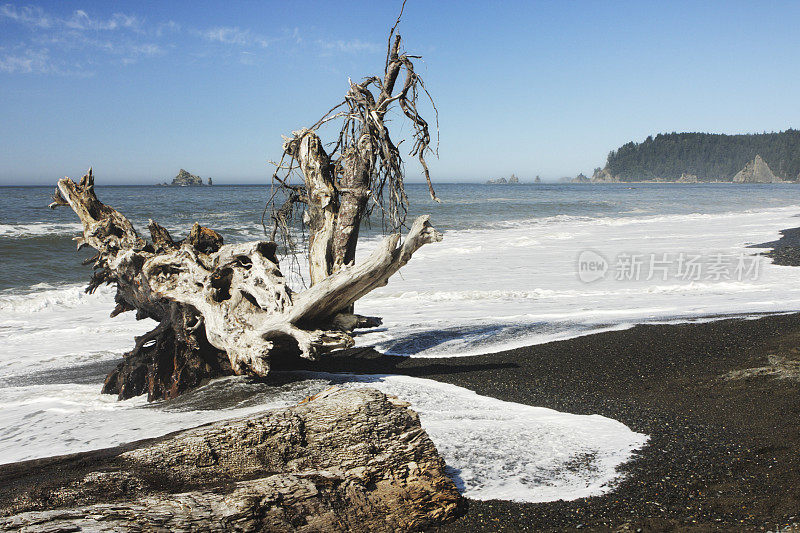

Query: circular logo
<box><xmin>577</xmin><ymin>250</ymin><xmax>608</xmax><ymax>283</ymax></box>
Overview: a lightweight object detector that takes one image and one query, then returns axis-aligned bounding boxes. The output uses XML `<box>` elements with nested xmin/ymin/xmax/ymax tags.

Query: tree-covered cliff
<box><xmin>604</xmin><ymin>130</ymin><xmax>800</xmax><ymax>181</ymax></box>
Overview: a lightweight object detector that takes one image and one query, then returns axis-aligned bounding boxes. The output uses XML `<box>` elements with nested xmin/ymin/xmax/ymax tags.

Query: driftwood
<box><xmin>0</xmin><ymin>387</ymin><xmax>462</xmax><ymax>531</ymax></box>
<box><xmin>267</xmin><ymin>9</ymin><xmax>439</xmax><ymax>287</ymax></box>
<box><xmin>49</xmin><ymin>170</ymin><xmax>441</xmax><ymax>400</ymax></box>
<box><xmin>47</xmin><ymin>9</ymin><xmax>441</xmax><ymax>401</ymax></box>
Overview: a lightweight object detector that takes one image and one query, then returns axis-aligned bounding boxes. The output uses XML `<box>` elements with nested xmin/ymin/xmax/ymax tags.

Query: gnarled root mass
<box><xmin>50</xmin><ymin>169</ymin><xmax>441</xmax><ymax>400</ymax></box>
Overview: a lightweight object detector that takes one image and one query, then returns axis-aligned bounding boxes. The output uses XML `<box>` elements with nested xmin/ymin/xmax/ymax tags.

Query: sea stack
<box><xmin>590</xmin><ymin>168</ymin><xmax>619</xmax><ymax>182</ymax></box>
<box><xmin>486</xmin><ymin>174</ymin><xmax>520</xmax><ymax>184</ymax></box>
<box><xmin>732</xmin><ymin>155</ymin><xmax>782</xmax><ymax>183</ymax></box>
<box><xmin>171</xmin><ymin>169</ymin><xmax>205</xmax><ymax>186</ymax></box>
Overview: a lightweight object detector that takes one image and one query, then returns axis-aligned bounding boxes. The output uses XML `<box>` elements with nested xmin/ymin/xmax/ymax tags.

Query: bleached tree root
<box><xmin>50</xmin><ymin>170</ymin><xmax>441</xmax><ymax>400</ymax></box>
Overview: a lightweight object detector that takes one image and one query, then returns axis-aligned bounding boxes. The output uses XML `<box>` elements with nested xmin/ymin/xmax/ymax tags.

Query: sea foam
<box><xmin>0</xmin><ymin>372</ymin><xmax>648</xmax><ymax>503</ymax></box>
<box><xmin>354</xmin><ymin>205</ymin><xmax>800</xmax><ymax>357</ymax></box>
<box><xmin>1</xmin><ymin>203</ymin><xmax>799</xmax><ymax>503</ymax></box>
<box><xmin>0</xmin><ymin>284</ymin><xmax>152</xmax><ymax>380</ymax></box>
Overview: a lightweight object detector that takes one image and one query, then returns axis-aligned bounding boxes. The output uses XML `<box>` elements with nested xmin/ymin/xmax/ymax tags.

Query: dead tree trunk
<box><xmin>293</xmin><ymin>132</ymin><xmax>338</xmax><ymax>286</ymax></box>
<box><xmin>270</xmin><ymin>24</ymin><xmax>440</xmax><ymax>288</ymax></box>
<box><xmin>50</xmin><ymin>170</ymin><xmax>440</xmax><ymax>401</ymax></box>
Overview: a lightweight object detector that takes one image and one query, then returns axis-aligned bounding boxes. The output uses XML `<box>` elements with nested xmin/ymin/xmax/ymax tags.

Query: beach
<box><xmin>3</xmin><ymin>183</ymin><xmax>800</xmax><ymax>530</ymax></box>
<box><xmin>302</xmin><ymin>312</ymin><xmax>800</xmax><ymax>531</ymax></box>
<box><xmin>3</xmin><ymin>312</ymin><xmax>798</xmax><ymax>531</ymax></box>
<box><xmin>4</xmin><ymin>2</ymin><xmax>800</xmax><ymax>529</ymax></box>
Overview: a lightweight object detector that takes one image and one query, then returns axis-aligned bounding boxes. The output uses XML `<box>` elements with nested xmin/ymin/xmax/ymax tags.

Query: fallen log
<box><xmin>0</xmin><ymin>387</ymin><xmax>462</xmax><ymax>532</ymax></box>
<box><xmin>50</xmin><ymin>170</ymin><xmax>441</xmax><ymax>400</ymax></box>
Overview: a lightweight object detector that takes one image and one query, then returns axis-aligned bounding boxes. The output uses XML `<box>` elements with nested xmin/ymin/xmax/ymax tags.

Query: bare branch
<box><xmin>265</xmin><ymin>6</ymin><xmax>440</xmax><ymax>283</ymax></box>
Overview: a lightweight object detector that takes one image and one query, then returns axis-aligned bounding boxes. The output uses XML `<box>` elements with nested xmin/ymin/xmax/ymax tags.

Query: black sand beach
<box><xmin>5</xmin><ymin>238</ymin><xmax>800</xmax><ymax>531</ymax></box>
<box><xmin>303</xmin><ymin>312</ymin><xmax>800</xmax><ymax>532</ymax></box>
<box><xmin>752</xmin><ymin>227</ymin><xmax>800</xmax><ymax>267</ymax></box>
<box><xmin>4</xmin><ymin>313</ymin><xmax>798</xmax><ymax>532</ymax></box>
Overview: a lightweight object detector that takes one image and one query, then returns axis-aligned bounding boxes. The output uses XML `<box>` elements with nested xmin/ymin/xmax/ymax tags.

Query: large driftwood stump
<box><xmin>0</xmin><ymin>387</ymin><xmax>462</xmax><ymax>531</ymax></box>
<box><xmin>50</xmin><ymin>170</ymin><xmax>441</xmax><ymax>400</ymax></box>
<box><xmin>47</xmin><ymin>12</ymin><xmax>442</xmax><ymax>401</ymax></box>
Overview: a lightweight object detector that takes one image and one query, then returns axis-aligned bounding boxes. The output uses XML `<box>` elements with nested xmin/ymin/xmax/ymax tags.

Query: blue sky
<box><xmin>1</xmin><ymin>0</ymin><xmax>799</xmax><ymax>185</ymax></box>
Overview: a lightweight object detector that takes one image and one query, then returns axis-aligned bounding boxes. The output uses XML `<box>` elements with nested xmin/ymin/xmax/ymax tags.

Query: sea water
<box><xmin>2</xmin><ymin>182</ymin><xmax>800</xmax><ymax>502</ymax></box>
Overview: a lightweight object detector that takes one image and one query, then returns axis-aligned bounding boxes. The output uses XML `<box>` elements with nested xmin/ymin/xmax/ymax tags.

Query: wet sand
<box><xmin>302</xmin><ymin>313</ymin><xmax>800</xmax><ymax>532</ymax></box>
<box><xmin>751</xmin><ymin>226</ymin><xmax>800</xmax><ymax>267</ymax></box>
<box><xmin>5</xmin><ymin>314</ymin><xmax>798</xmax><ymax>531</ymax></box>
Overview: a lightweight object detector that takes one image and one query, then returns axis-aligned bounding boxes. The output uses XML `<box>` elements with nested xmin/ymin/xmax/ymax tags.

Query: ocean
<box><xmin>2</xmin><ymin>181</ymin><xmax>800</xmax><ymax>502</ymax></box>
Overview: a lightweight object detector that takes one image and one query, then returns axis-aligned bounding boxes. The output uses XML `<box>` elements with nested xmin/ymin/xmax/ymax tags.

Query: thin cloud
<box><xmin>154</xmin><ymin>20</ymin><xmax>181</xmax><ymax>37</ymax></box>
<box><xmin>0</xmin><ymin>4</ymin><xmax>385</xmax><ymax>75</ymax></box>
<box><xmin>0</xmin><ymin>44</ymin><xmax>91</xmax><ymax>75</ymax></box>
<box><xmin>0</xmin><ymin>4</ymin><xmax>141</xmax><ymax>32</ymax></box>
<box><xmin>0</xmin><ymin>4</ymin><xmax>160</xmax><ymax>73</ymax></box>
<box><xmin>202</xmin><ymin>26</ymin><xmax>271</xmax><ymax>48</ymax></box>
<box><xmin>316</xmin><ymin>38</ymin><xmax>382</xmax><ymax>54</ymax></box>
<box><xmin>0</xmin><ymin>4</ymin><xmax>53</xmax><ymax>28</ymax></box>
<box><xmin>0</xmin><ymin>46</ymin><xmax>51</xmax><ymax>73</ymax></box>
<box><xmin>64</xmin><ymin>10</ymin><xmax>141</xmax><ymax>32</ymax></box>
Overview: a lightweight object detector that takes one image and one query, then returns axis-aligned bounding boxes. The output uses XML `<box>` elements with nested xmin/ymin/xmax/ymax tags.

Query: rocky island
<box><xmin>588</xmin><ymin>154</ymin><xmax>789</xmax><ymax>184</ymax></box>
<box><xmin>590</xmin><ymin>130</ymin><xmax>800</xmax><ymax>183</ymax></box>
<box><xmin>162</xmin><ymin>169</ymin><xmax>211</xmax><ymax>186</ymax></box>
<box><xmin>732</xmin><ymin>154</ymin><xmax>783</xmax><ymax>183</ymax></box>
<box><xmin>486</xmin><ymin>174</ymin><xmax>520</xmax><ymax>184</ymax></box>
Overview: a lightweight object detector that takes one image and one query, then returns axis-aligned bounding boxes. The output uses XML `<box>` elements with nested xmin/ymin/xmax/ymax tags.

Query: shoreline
<box><xmin>4</xmin><ymin>228</ymin><xmax>800</xmax><ymax>530</ymax></box>
<box><xmin>303</xmin><ymin>313</ymin><xmax>800</xmax><ymax>531</ymax></box>
<box><xmin>3</xmin><ymin>314</ymin><xmax>798</xmax><ymax>531</ymax></box>
<box><xmin>752</xmin><ymin>227</ymin><xmax>800</xmax><ymax>266</ymax></box>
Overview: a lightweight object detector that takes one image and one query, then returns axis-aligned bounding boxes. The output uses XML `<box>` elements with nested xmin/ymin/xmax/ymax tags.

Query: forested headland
<box><xmin>599</xmin><ymin>130</ymin><xmax>800</xmax><ymax>182</ymax></box>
